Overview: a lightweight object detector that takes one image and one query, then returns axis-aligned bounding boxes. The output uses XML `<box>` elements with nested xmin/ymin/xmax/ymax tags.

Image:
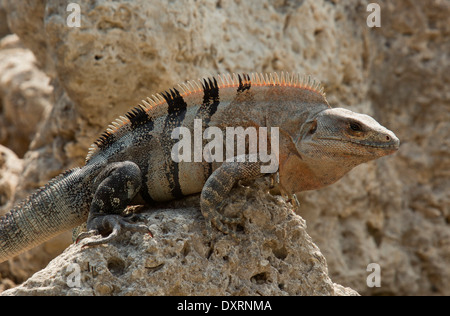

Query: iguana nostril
<box><xmin>386</xmin><ymin>135</ymin><xmax>391</xmax><ymax>141</ymax></box>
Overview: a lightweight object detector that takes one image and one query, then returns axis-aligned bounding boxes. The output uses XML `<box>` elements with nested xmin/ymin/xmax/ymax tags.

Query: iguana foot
<box><xmin>76</xmin><ymin>214</ymin><xmax>152</xmax><ymax>247</ymax></box>
<box><xmin>201</xmin><ymin>156</ymin><xmax>263</xmax><ymax>238</ymax></box>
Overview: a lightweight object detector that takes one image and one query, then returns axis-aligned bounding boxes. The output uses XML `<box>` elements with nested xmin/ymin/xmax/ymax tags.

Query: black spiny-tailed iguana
<box><xmin>0</xmin><ymin>73</ymin><xmax>399</xmax><ymax>263</ymax></box>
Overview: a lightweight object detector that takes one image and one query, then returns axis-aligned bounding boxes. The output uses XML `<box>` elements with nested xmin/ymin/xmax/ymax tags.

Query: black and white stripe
<box><xmin>198</xmin><ymin>77</ymin><xmax>220</xmax><ymax>124</ymax></box>
<box><xmin>195</xmin><ymin>78</ymin><xmax>221</xmax><ymax>181</ymax></box>
<box><xmin>161</xmin><ymin>89</ymin><xmax>188</xmax><ymax>199</ymax></box>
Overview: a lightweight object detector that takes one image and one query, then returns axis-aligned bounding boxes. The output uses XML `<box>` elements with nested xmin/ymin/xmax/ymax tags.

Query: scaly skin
<box><xmin>0</xmin><ymin>73</ymin><xmax>399</xmax><ymax>262</ymax></box>
<box><xmin>0</xmin><ymin>166</ymin><xmax>96</xmax><ymax>262</ymax></box>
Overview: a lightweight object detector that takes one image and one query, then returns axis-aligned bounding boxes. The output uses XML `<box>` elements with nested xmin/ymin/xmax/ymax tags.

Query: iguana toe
<box><xmin>77</xmin><ymin>215</ymin><xmax>152</xmax><ymax>248</ymax></box>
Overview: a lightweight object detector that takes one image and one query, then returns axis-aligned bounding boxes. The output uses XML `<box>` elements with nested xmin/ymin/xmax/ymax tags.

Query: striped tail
<box><xmin>0</xmin><ymin>167</ymin><xmax>91</xmax><ymax>263</ymax></box>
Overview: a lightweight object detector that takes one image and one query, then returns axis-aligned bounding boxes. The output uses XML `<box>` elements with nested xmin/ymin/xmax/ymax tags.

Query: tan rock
<box><xmin>1</xmin><ymin>180</ymin><xmax>359</xmax><ymax>296</ymax></box>
<box><xmin>0</xmin><ymin>145</ymin><xmax>22</xmax><ymax>290</ymax></box>
<box><xmin>0</xmin><ymin>3</ymin><xmax>10</xmax><ymax>39</ymax></box>
<box><xmin>0</xmin><ymin>34</ymin><xmax>52</xmax><ymax>157</ymax></box>
<box><xmin>0</xmin><ymin>145</ymin><xmax>22</xmax><ymax>216</ymax></box>
<box><xmin>0</xmin><ymin>0</ymin><xmax>448</xmax><ymax>296</ymax></box>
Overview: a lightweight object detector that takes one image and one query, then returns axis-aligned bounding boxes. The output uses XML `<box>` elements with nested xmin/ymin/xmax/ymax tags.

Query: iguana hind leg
<box><xmin>76</xmin><ymin>161</ymin><xmax>152</xmax><ymax>247</ymax></box>
<box><xmin>200</xmin><ymin>156</ymin><xmax>265</xmax><ymax>237</ymax></box>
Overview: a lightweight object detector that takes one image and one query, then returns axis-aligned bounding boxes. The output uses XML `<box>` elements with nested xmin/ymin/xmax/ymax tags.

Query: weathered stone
<box><xmin>1</xmin><ymin>180</ymin><xmax>359</xmax><ymax>296</ymax></box>
<box><xmin>0</xmin><ymin>34</ymin><xmax>52</xmax><ymax>157</ymax></box>
<box><xmin>0</xmin><ymin>2</ymin><xmax>10</xmax><ymax>39</ymax></box>
<box><xmin>0</xmin><ymin>145</ymin><xmax>22</xmax><ymax>215</ymax></box>
<box><xmin>0</xmin><ymin>145</ymin><xmax>22</xmax><ymax>291</ymax></box>
<box><xmin>0</xmin><ymin>0</ymin><xmax>448</xmax><ymax>295</ymax></box>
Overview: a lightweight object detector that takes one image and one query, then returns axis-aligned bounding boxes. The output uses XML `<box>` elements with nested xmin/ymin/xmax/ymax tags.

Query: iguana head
<box><xmin>279</xmin><ymin>107</ymin><xmax>399</xmax><ymax>193</ymax></box>
<box><xmin>298</xmin><ymin>107</ymin><xmax>399</xmax><ymax>161</ymax></box>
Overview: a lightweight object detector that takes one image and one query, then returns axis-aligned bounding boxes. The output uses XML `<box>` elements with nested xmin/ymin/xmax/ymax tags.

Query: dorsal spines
<box><xmin>85</xmin><ymin>72</ymin><xmax>327</xmax><ymax>163</ymax></box>
<box><xmin>125</xmin><ymin>105</ymin><xmax>152</xmax><ymax>127</ymax></box>
<box><xmin>201</xmin><ymin>77</ymin><xmax>219</xmax><ymax>103</ymax></box>
<box><xmin>213</xmin><ymin>72</ymin><xmax>326</xmax><ymax>98</ymax></box>
<box><xmin>237</xmin><ymin>74</ymin><xmax>251</xmax><ymax>92</ymax></box>
<box><xmin>162</xmin><ymin>88</ymin><xmax>188</xmax><ymax>114</ymax></box>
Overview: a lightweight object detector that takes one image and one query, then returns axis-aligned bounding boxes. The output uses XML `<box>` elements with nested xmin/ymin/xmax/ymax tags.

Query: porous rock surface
<box><xmin>1</xmin><ymin>180</ymin><xmax>358</xmax><ymax>296</ymax></box>
<box><xmin>0</xmin><ymin>145</ymin><xmax>22</xmax><ymax>215</ymax></box>
<box><xmin>0</xmin><ymin>0</ymin><xmax>449</xmax><ymax>295</ymax></box>
<box><xmin>0</xmin><ymin>34</ymin><xmax>52</xmax><ymax>157</ymax></box>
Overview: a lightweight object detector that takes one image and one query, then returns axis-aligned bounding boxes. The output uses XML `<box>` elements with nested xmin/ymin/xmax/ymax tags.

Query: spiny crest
<box><xmin>210</xmin><ymin>72</ymin><xmax>326</xmax><ymax>99</ymax></box>
<box><xmin>86</xmin><ymin>103</ymin><xmax>154</xmax><ymax>162</ymax></box>
<box><xmin>85</xmin><ymin>72</ymin><xmax>326</xmax><ymax>163</ymax></box>
<box><xmin>161</xmin><ymin>88</ymin><xmax>188</xmax><ymax>114</ymax></box>
<box><xmin>201</xmin><ymin>77</ymin><xmax>219</xmax><ymax>96</ymax></box>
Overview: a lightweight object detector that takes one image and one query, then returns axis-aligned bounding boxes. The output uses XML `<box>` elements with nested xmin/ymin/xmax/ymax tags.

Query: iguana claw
<box><xmin>76</xmin><ymin>214</ymin><xmax>152</xmax><ymax>247</ymax></box>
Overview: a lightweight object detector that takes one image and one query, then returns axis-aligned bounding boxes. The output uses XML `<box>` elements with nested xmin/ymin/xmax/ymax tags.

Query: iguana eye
<box><xmin>349</xmin><ymin>122</ymin><xmax>362</xmax><ymax>132</ymax></box>
<box><xmin>309</xmin><ymin>120</ymin><xmax>317</xmax><ymax>134</ymax></box>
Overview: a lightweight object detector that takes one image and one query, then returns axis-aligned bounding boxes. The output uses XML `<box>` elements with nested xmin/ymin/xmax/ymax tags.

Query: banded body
<box><xmin>85</xmin><ymin>73</ymin><xmax>316</xmax><ymax>203</ymax></box>
<box><xmin>0</xmin><ymin>73</ymin><xmax>400</xmax><ymax>262</ymax></box>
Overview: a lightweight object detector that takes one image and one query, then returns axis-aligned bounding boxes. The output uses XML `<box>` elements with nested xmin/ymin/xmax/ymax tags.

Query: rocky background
<box><xmin>0</xmin><ymin>0</ymin><xmax>448</xmax><ymax>295</ymax></box>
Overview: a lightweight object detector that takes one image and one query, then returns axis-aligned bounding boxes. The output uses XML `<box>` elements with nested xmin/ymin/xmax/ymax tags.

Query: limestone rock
<box><xmin>0</xmin><ymin>180</ymin><xmax>359</xmax><ymax>296</ymax></box>
<box><xmin>0</xmin><ymin>0</ymin><xmax>448</xmax><ymax>296</ymax></box>
<box><xmin>0</xmin><ymin>145</ymin><xmax>22</xmax><ymax>215</ymax></box>
<box><xmin>0</xmin><ymin>34</ymin><xmax>52</xmax><ymax>157</ymax></box>
<box><xmin>0</xmin><ymin>2</ymin><xmax>10</xmax><ymax>39</ymax></box>
<box><xmin>0</xmin><ymin>145</ymin><xmax>22</xmax><ymax>291</ymax></box>
<box><xmin>1</xmin><ymin>0</ymin><xmax>383</xmax><ymax>282</ymax></box>
<box><xmin>297</xmin><ymin>0</ymin><xmax>450</xmax><ymax>295</ymax></box>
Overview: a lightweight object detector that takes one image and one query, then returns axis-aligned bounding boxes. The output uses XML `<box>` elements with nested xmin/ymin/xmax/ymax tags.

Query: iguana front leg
<box><xmin>76</xmin><ymin>161</ymin><xmax>152</xmax><ymax>247</ymax></box>
<box><xmin>200</xmin><ymin>156</ymin><xmax>266</xmax><ymax>237</ymax></box>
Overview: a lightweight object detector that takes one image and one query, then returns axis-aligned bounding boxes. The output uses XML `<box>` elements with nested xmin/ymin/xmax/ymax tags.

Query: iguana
<box><xmin>0</xmin><ymin>72</ymin><xmax>399</xmax><ymax>263</ymax></box>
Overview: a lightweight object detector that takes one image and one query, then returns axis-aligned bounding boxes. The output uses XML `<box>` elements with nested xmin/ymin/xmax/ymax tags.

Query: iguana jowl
<box><xmin>0</xmin><ymin>73</ymin><xmax>400</xmax><ymax>263</ymax></box>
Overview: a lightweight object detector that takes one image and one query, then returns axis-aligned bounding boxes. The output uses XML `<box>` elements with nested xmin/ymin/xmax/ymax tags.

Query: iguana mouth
<box><xmin>317</xmin><ymin>137</ymin><xmax>400</xmax><ymax>150</ymax></box>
